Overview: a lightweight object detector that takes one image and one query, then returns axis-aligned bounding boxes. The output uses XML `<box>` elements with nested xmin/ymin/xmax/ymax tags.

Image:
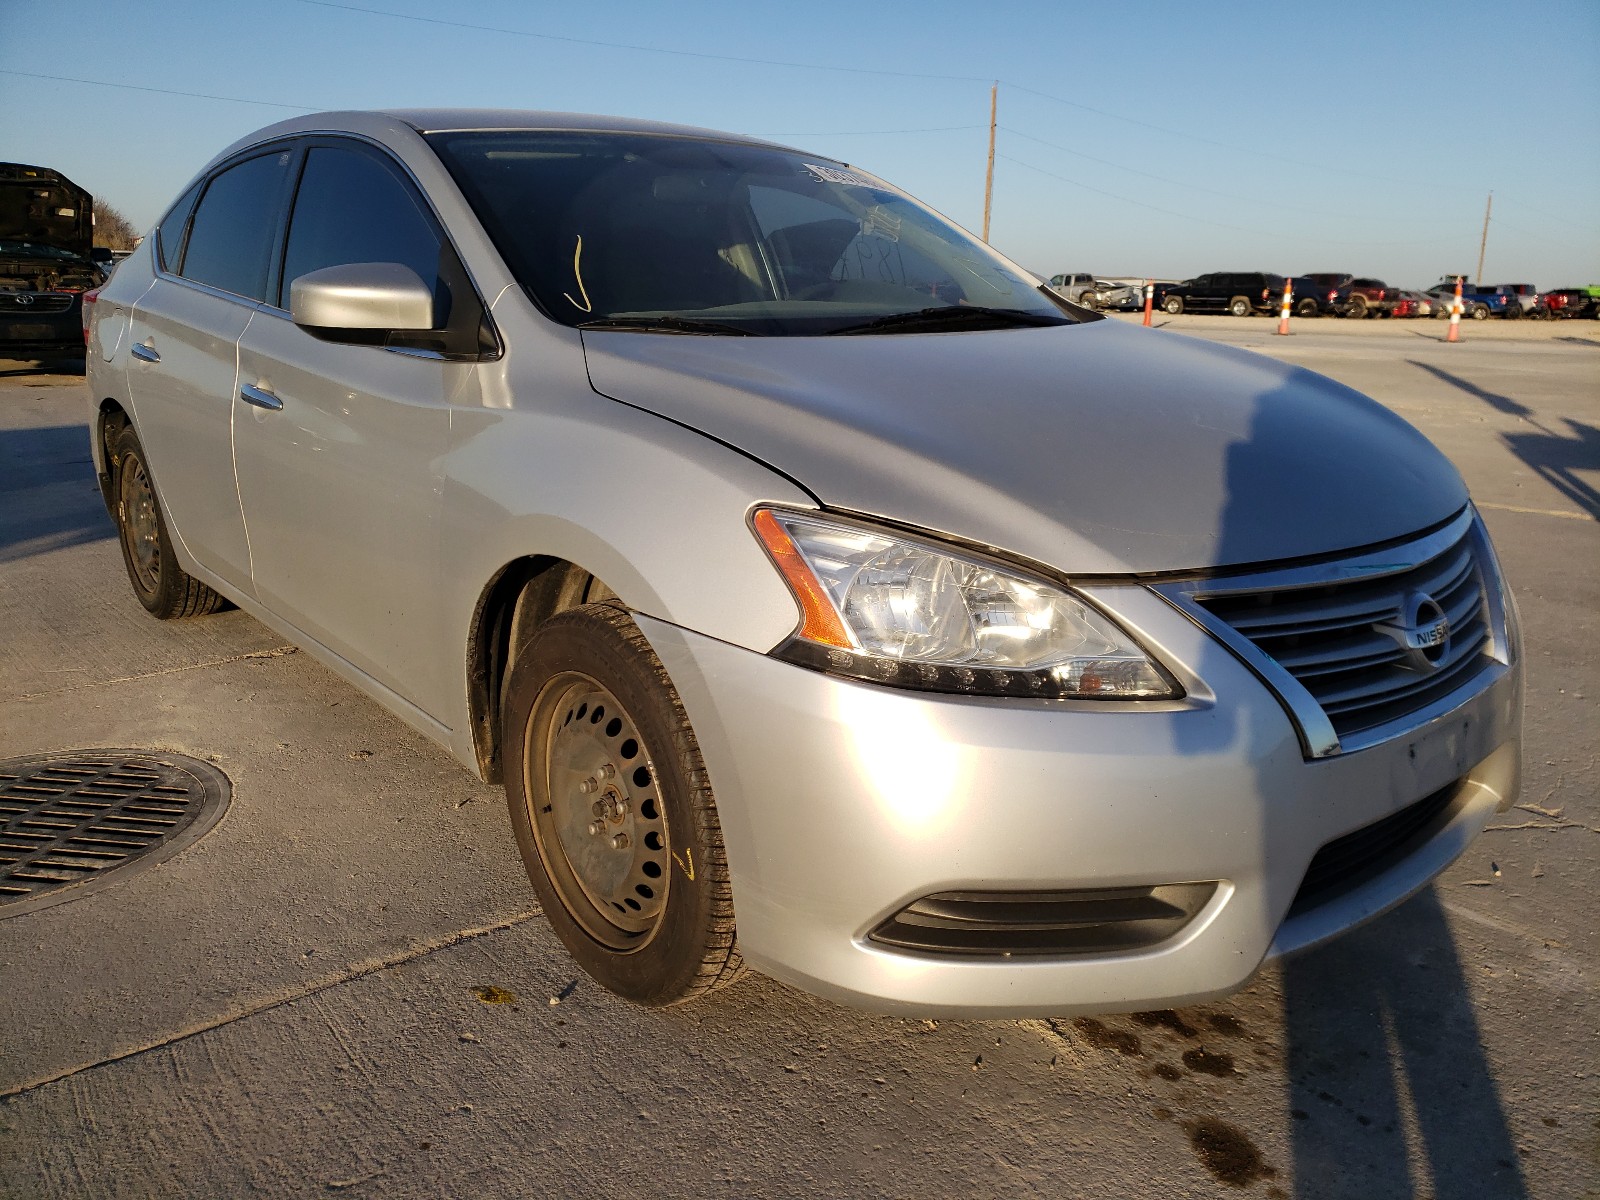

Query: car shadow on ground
<box><xmin>0</xmin><ymin>357</ymin><xmax>86</xmax><ymax>380</ymax></box>
<box><xmin>1199</xmin><ymin>362</ymin><xmax>1529</xmax><ymax>1197</ymax></box>
<box><xmin>0</xmin><ymin>423</ymin><xmax>114</xmax><ymax>563</ymax></box>
<box><xmin>1407</xmin><ymin>361</ymin><xmax>1600</xmax><ymax>521</ymax></box>
<box><xmin>1278</xmin><ymin>890</ymin><xmax>1528</xmax><ymax>1199</ymax></box>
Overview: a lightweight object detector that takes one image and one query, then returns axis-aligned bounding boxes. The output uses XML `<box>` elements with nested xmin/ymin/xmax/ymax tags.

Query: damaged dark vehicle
<box><xmin>1</xmin><ymin>162</ymin><xmax>105</xmax><ymax>365</ymax></box>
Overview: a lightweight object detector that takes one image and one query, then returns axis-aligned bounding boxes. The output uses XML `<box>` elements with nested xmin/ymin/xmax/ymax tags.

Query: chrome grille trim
<box><xmin>1152</xmin><ymin>509</ymin><xmax>1509</xmax><ymax>759</ymax></box>
<box><xmin>0</xmin><ymin>292</ymin><xmax>75</xmax><ymax>314</ymax></box>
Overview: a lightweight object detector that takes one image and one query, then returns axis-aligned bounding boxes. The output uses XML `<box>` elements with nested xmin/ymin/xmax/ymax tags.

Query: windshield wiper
<box><xmin>579</xmin><ymin>315</ymin><xmax>764</xmax><ymax>336</ymax></box>
<box><xmin>826</xmin><ymin>306</ymin><xmax>1071</xmax><ymax>336</ymax></box>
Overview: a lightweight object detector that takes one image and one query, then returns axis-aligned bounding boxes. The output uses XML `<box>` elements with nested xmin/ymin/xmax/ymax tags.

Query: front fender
<box><xmin>438</xmin><ymin>366</ymin><xmax>811</xmax><ymax>745</ymax></box>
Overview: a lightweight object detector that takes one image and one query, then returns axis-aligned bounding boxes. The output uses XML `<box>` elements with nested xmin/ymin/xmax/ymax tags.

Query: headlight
<box><xmin>751</xmin><ymin>508</ymin><xmax>1180</xmax><ymax>699</ymax></box>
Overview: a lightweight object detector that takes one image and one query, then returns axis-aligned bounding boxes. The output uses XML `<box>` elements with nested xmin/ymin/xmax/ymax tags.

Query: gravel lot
<box><xmin>1</xmin><ymin>321</ymin><xmax>1595</xmax><ymax>1199</ymax></box>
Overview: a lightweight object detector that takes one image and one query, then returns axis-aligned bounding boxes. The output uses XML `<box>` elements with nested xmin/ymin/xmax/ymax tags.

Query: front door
<box><xmin>231</xmin><ymin>140</ymin><xmax>486</xmax><ymax>721</ymax></box>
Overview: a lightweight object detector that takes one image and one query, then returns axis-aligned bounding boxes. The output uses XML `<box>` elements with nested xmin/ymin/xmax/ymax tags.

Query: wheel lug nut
<box><xmin>599</xmin><ymin>763</ymin><xmax>617</xmax><ymax>780</ymax></box>
<box><xmin>610</xmin><ymin>833</ymin><xmax>630</xmax><ymax>851</ymax></box>
<box><xmin>579</xmin><ymin>777</ymin><xmax>597</xmax><ymax>794</ymax></box>
<box><xmin>588</xmin><ymin>821</ymin><xmax>605</xmax><ymax>836</ymax></box>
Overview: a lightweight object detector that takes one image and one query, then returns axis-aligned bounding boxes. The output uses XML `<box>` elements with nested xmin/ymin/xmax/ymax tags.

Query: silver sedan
<box><xmin>86</xmin><ymin>110</ymin><xmax>1522</xmax><ymax>1016</ymax></box>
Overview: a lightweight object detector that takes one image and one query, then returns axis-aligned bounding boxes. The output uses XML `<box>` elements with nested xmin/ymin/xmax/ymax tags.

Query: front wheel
<box><xmin>502</xmin><ymin>604</ymin><xmax>744</xmax><ymax>1007</ymax></box>
<box><xmin>112</xmin><ymin>426</ymin><xmax>229</xmax><ymax>619</ymax></box>
<box><xmin>1162</xmin><ymin>295</ymin><xmax>1183</xmax><ymax>315</ymax></box>
<box><xmin>1471</xmin><ymin>304</ymin><xmax>1490</xmax><ymax>320</ymax></box>
<box><xmin>1295</xmin><ymin>297</ymin><xmax>1320</xmax><ymax>318</ymax></box>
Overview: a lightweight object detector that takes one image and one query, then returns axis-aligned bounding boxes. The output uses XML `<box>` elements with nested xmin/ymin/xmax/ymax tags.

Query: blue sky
<box><xmin>3</xmin><ymin>0</ymin><xmax>1597</xmax><ymax>287</ymax></box>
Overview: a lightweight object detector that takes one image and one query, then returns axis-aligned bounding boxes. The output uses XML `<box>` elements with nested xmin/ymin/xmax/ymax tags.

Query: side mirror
<box><xmin>289</xmin><ymin>263</ymin><xmax>435</xmax><ymax>334</ymax></box>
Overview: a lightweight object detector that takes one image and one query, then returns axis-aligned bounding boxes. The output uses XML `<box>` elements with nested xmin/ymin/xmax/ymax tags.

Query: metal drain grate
<box><xmin>0</xmin><ymin>750</ymin><xmax>230</xmax><ymax>918</ymax></box>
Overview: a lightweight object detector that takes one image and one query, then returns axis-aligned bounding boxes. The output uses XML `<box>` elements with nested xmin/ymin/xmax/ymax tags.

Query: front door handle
<box><xmin>131</xmin><ymin>341</ymin><xmax>160</xmax><ymax>363</ymax></box>
<box><xmin>240</xmin><ymin>383</ymin><xmax>283</xmax><ymax>411</ymax></box>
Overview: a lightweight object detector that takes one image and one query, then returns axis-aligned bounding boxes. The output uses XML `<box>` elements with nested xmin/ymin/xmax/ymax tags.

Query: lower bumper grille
<box><xmin>1288</xmin><ymin>781</ymin><xmax>1460</xmax><ymax>918</ymax></box>
<box><xmin>869</xmin><ymin>883</ymin><xmax>1216</xmax><ymax>957</ymax></box>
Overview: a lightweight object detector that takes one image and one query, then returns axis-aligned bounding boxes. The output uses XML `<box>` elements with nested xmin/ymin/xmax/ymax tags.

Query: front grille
<box><xmin>869</xmin><ymin>883</ymin><xmax>1215</xmax><ymax>957</ymax></box>
<box><xmin>0</xmin><ymin>292</ymin><xmax>75</xmax><ymax>314</ymax></box>
<box><xmin>1288</xmin><ymin>781</ymin><xmax>1459</xmax><ymax>917</ymax></box>
<box><xmin>1196</xmin><ymin>526</ymin><xmax>1493</xmax><ymax>741</ymax></box>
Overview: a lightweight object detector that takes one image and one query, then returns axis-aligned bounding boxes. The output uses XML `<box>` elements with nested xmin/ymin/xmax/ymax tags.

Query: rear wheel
<box><xmin>502</xmin><ymin>604</ymin><xmax>743</xmax><ymax>1006</ymax></box>
<box><xmin>1161</xmin><ymin>295</ymin><xmax>1183</xmax><ymax>315</ymax></box>
<box><xmin>112</xmin><ymin>427</ymin><xmax>228</xmax><ymax>619</ymax></box>
<box><xmin>1228</xmin><ymin>296</ymin><xmax>1251</xmax><ymax>318</ymax></box>
<box><xmin>1345</xmin><ymin>295</ymin><xmax>1369</xmax><ymax>319</ymax></box>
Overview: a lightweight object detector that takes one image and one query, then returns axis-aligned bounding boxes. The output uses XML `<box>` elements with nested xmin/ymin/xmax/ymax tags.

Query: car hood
<box><xmin>0</xmin><ymin>163</ymin><xmax>94</xmax><ymax>260</ymax></box>
<box><xmin>580</xmin><ymin>319</ymin><xmax>1467</xmax><ymax>575</ymax></box>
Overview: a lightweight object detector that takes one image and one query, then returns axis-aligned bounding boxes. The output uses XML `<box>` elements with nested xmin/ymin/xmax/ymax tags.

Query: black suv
<box><xmin>1</xmin><ymin>162</ymin><xmax>105</xmax><ymax>363</ymax></box>
<box><xmin>1157</xmin><ymin>272</ymin><xmax>1286</xmax><ymax>317</ymax></box>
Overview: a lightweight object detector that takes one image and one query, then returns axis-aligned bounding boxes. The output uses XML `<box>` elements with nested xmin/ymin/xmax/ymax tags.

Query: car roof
<box><xmin>207</xmin><ymin>108</ymin><xmax>796</xmax><ymax>170</ymax></box>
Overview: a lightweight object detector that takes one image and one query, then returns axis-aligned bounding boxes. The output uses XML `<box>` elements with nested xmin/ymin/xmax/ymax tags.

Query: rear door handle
<box><xmin>131</xmin><ymin>341</ymin><xmax>160</xmax><ymax>363</ymax></box>
<box><xmin>240</xmin><ymin>383</ymin><xmax>283</xmax><ymax>411</ymax></box>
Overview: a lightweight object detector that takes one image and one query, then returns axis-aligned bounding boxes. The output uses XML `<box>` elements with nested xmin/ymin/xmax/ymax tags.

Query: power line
<box><xmin>0</xmin><ymin>69</ymin><xmax>316</xmax><ymax>112</ymax></box>
<box><xmin>1003</xmin><ymin>82</ymin><xmax>1433</xmax><ymax>190</ymax></box>
<box><xmin>998</xmin><ymin>152</ymin><xmax>1454</xmax><ymax>250</ymax></box>
<box><xmin>290</xmin><ymin>0</ymin><xmax>989</xmax><ymax>84</ymax></box>
<box><xmin>763</xmin><ymin>125</ymin><xmax>987</xmax><ymax>137</ymax></box>
<box><xmin>1000</xmin><ymin>125</ymin><xmax>1412</xmax><ymax>223</ymax></box>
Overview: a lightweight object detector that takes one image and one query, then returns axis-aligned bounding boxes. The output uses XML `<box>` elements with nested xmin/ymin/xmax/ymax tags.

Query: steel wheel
<box><xmin>119</xmin><ymin>452</ymin><xmax>162</xmax><ymax>596</ymax></box>
<box><xmin>109</xmin><ymin>425</ymin><xmax>227</xmax><ymax>619</ymax></box>
<box><xmin>502</xmin><ymin>603</ymin><xmax>744</xmax><ymax>1006</ymax></box>
<box><xmin>524</xmin><ymin>672</ymin><xmax>671</xmax><ymax>951</ymax></box>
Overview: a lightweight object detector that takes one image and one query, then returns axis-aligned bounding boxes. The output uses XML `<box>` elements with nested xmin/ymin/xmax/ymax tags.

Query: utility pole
<box><xmin>982</xmin><ymin>83</ymin><xmax>997</xmax><ymax>244</ymax></box>
<box><xmin>1475</xmin><ymin>191</ymin><xmax>1493</xmax><ymax>285</ymax></box>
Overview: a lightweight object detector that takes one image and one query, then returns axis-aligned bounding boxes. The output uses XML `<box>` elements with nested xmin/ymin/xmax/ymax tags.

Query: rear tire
<box><xmin>1228</xmin><ymin>296</ymin><xmax>1251</xmax><ymax>318</ymax></box>
<box><xmin>1346</xmin><ymin>295</ymin><xmax>1369</xmax><ymax>319</ymax></box>
<box><xmin>1162</xmin><ymin>295</ymin><xmax>1183</xmax><ymax>315</ymax></box>
<box><xmin>112</xmin><ymin>427</ymin><xmax>229</xmax><ymax>619</ymax></box>
<box><xmin>502</xmin><ymin>603</ymin><xmax>744</xmax><ymax>1007</ymax></box>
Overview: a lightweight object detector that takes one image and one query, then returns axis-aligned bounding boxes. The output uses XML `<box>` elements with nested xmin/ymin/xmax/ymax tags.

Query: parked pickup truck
<box><xmin>1156</xmin><ymin>271</ymin><xmax>1286</xmax><ymax>316</ymax></box>
<box><xmin>1424</xmin><ymin>282</ymin><xmax>1517</xmax><ymax>320</ymax></box>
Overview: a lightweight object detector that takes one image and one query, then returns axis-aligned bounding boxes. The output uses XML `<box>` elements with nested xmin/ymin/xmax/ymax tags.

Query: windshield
<box><xmin>425</xmin><ymin>130</ymin><xmax>1078</xmax><ymax>336</ymax></box>
<box><xmin>0</xmin><ymin>240</ymin><xmax>86</xmax><ymax>262</ymax></box>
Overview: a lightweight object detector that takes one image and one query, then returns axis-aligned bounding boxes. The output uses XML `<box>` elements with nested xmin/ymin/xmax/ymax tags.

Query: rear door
<box><xmin>126</xmin><ymin>148</ymin><xmax>295</xmax><ymax>594</ymax></box>
<box><xmin>232</xmin><ymin>138</ymin><xmax>489</xmax><ymax>719</ymax></box>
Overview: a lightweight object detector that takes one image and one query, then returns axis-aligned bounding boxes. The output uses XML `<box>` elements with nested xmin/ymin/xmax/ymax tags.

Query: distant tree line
<box><xmin>92</xmin><ymin>200</ymin><xmax>140</xmax><ymax>250</ymax></box>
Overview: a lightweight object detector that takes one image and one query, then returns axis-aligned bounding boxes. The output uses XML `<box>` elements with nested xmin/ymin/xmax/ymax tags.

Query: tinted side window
<box><xmin>181</xmin><ymin>151</ymin><xmax>294</xmax><ymax>301</ymax></box>
<box><xmin>156</xmin><ymin>182</ymin><xmax>202</xmax><ymax>273</ymax></box>
<box><xmin>281</xmin><ymin>146</ymin><xmax>444</xmax><ymax>316</ymax></box>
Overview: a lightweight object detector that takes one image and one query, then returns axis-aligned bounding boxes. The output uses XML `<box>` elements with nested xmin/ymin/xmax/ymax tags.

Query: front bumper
<box><xmin>640</xmin><ymin>583</ymin><xmax>1521</xmax><ymax>1018</ymax></box>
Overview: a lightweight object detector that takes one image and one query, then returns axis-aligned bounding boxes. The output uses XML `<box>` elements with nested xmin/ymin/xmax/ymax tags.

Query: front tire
<box><xmin>1295</xmin><ymin>297</ymin><xmax>1320</xmax><ymax>318</ymax></box>
<box><xmin>112</xmin><ymin>426</ymin><xmax>228</xmax><ymax>619</ymax></box>
<box><xmin>502</xmin><ymin>604</ymin><xmax>743</xmax><ymax>1007</ymax></box>
<box><xmin>1162</xmin><ymin>295</ymin><xmax>1183</xmax><ymax>315</ymax></box>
